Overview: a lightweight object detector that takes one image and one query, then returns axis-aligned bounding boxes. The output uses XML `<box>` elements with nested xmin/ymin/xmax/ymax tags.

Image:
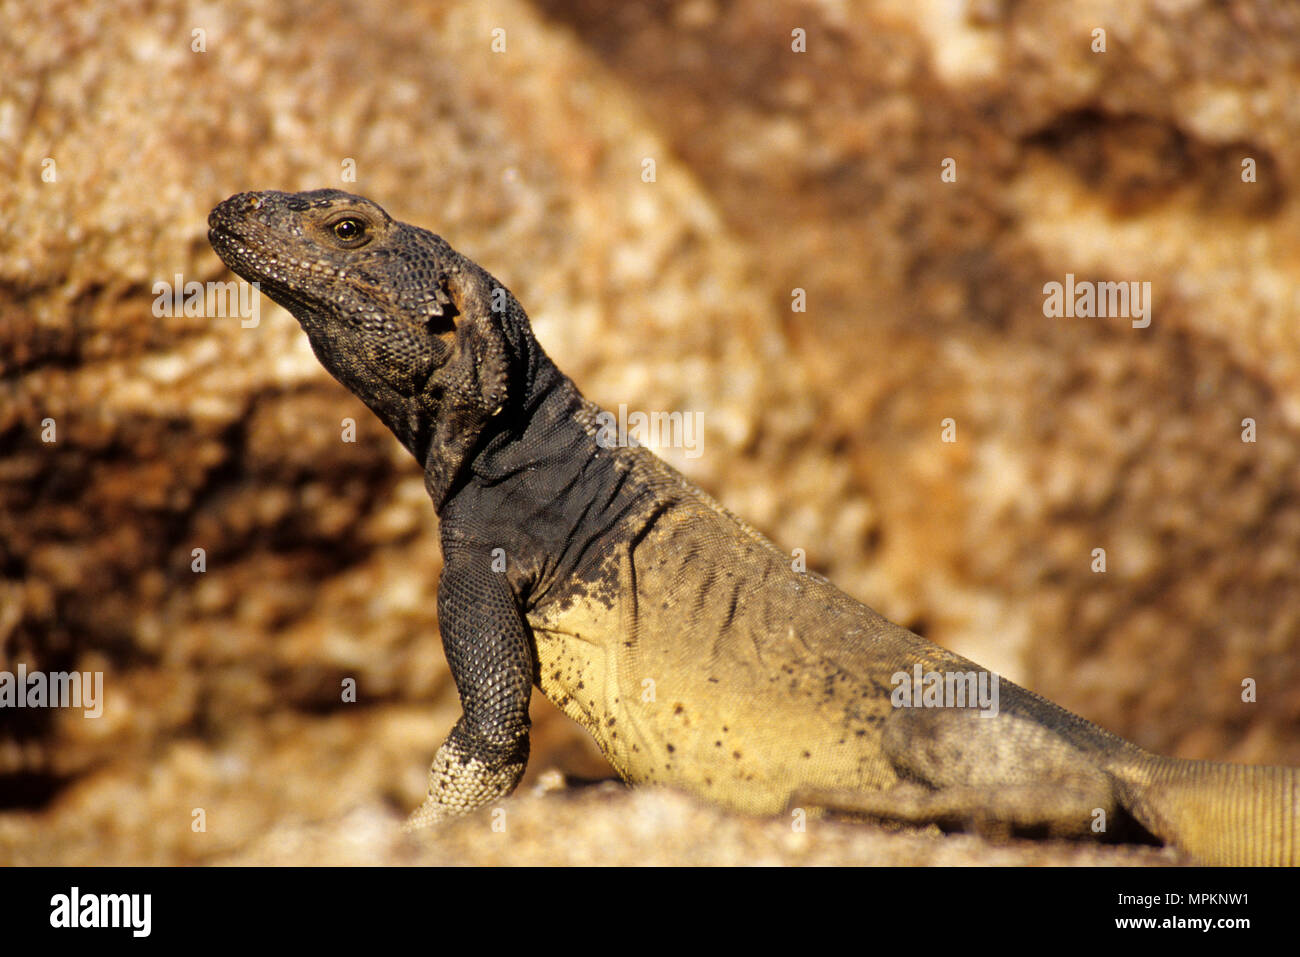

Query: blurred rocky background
<box><xmin>1</xmin><ymin>0</ymin><xmax>1297</xmax><ymax>864</ymax></box>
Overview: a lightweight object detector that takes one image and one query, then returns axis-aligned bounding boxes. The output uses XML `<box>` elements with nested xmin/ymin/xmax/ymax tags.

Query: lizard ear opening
<box><xmin>424</xmin><ymin>268</ymin><xmax>512</xmax><ymax>410</ymax></box>
<box><xmin>425</xmin><ymin>280</ymin><xmax>460</xmax><ymax>335</ymax></box>
<box><xmin>420</xmin><ymin>292</ymin><xmax>513</xmax><ymax>503</ymax></box>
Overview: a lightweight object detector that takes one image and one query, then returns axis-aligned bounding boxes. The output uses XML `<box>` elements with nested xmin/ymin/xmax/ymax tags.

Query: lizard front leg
<box><xmin>404</xmin><ymin>546</ymin><xmax>534</xmax><ymax>829</ymax></box>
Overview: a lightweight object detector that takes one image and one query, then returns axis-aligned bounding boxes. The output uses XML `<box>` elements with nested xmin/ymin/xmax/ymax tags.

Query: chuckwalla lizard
<box><xmin>208</xmin><ymin>189</ymin><xmax>1298</xmax><ymax>864</ymax></box>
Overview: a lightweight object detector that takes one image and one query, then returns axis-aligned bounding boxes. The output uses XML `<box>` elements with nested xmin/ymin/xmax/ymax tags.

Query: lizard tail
<box><xmin>1112</xmin><ymin>754</ymin><xmax>1298</xmax><ymax>865</ymax></box>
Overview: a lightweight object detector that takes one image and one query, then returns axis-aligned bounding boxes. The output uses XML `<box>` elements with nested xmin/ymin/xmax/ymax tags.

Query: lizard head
<box><xmin>208</xmin><ymin>189</ymin><xmax>523</xmax><ymax>504</ymax></box>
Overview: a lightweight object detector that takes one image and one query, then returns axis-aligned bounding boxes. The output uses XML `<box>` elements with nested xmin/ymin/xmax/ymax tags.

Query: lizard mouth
<box><xmin>206</xmin><ymin>200</ymin><xmax>264</xmax><ymax>280</ymax></box>
<box><xmin>207</xmin><ymin>202</ymin><xmax>326</xmax><ymax>318</ymax></box>
<box><xmin>208</xmin><ymin>225</ymin><xmax>318</xmax><ymax>318</ymax></box>
<box><xmin>207</xmin><ymin>193</ymin><xmax>288</xmax><ymax>280</ymax></box>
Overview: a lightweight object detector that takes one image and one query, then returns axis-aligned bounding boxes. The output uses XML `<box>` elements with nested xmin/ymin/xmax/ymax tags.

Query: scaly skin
<box><xmin>208</xmin><ymin>189</ymin><xmax>1297</xmax><ymax>864</ymax></box>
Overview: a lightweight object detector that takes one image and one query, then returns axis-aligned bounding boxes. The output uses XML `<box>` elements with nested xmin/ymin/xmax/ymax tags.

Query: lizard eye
<box><xmin>330</xmin><ymin>217</ymin><xmax>369</xmax><ymax>246</ymax></box>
